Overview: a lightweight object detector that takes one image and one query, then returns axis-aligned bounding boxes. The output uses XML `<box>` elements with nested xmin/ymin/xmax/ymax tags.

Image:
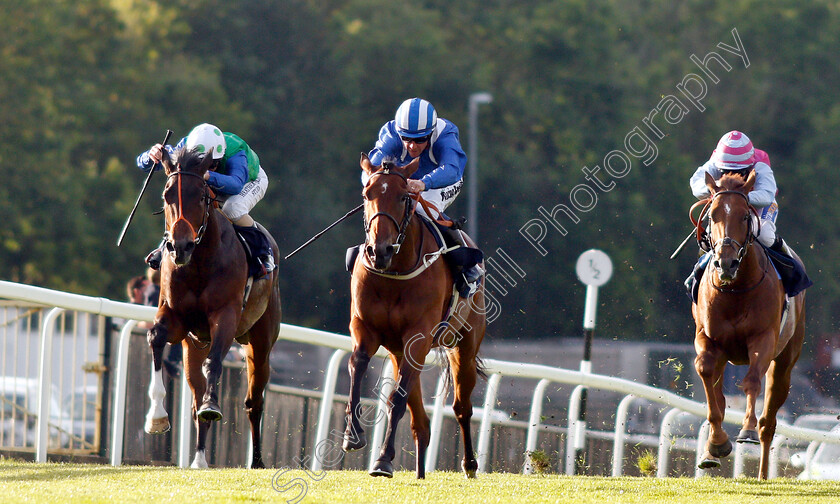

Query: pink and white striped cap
<box><xmin>710</xmin><ymin>130</ymin><xmax>755</xmax><ymax>170</ymax></box>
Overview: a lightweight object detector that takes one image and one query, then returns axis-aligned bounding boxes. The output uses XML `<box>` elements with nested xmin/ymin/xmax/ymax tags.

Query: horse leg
<box><xmin>144</xmin><ymin>310</ymin><xmax>184</xmax><ymax>434</ymax></box>
<box><xmin>242</xmin><ymin>331</ymin><xmax>273</xmax><ymax>469</ymax></box>
<box><xmin>694</xmin><ymin>339</ymin><xmax>730</xmax><ymax>468</ymax></box>
<box><xmin>406</xmin><ymin>375</ymin><xmax>430</xmax><ymax>479</ymax></box>
<box><xmin>757</xmin><ymin>319</ymin><xmax>804</xmax><ymax>479</ymax></box>
<box><xmin>344</xmin><ymin>323</ymin><xmax>379</xmax><ymax>452</ymax></box>
<box><xmin>737</xmin><ymin>334</ymin><xmax>776</xmax><ymax>445</ymax></box>
<box><xmin>183</xmin><ymin>339</ymin><xmax>212</xmax><ymax>468</ymax></box>
<box><xmin>371</xmin><ymin>347</ymin><xmax>427</xmax><ymax>479</ymax></box>
<box><xmin>448</xmin><ymin>342</ymin><xmax>480</xmax><ymax>478</ymax></box>
<box><xmin>197</xmin><ymin>306</ymin><xmax>239</xmax><ymax>421</ymax></box>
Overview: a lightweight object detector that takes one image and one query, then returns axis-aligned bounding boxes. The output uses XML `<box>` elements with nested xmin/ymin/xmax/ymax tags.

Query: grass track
<box><xmin>2</xmin><ymin>459</ymin><xmax>839</xmax><ymax>503</ymax></box>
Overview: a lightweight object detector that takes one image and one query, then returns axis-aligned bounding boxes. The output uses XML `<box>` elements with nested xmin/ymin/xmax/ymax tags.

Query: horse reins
<box><xmin>164</xmin><ymin>170</ymin><xmax>214</xmax><ymax>246</ymax></box>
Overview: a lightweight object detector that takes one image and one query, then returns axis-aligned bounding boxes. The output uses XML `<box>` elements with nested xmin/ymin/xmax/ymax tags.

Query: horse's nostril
<box><xmin>366</xmin><ymin>246</ymin><xmax>375</xmax><ymax>258</ymax></box>
<box><xmin>713</xmin><ymin>259</ymin><xmax>720</xmax><ymax>269</ymax></box>
<box><xmin>185</xmin><ymin>242</ymin><xmax>195</xmax><ymax>254</ymax></box>
<box><xmin>165</xmin><ymin>242</ymin><xmax>175</xmax><ymax>252</ymax></box>
<box><xmin>385</xmin><ymin>245</ymin><xmax>394</xmax><ymax>256</ymax></box>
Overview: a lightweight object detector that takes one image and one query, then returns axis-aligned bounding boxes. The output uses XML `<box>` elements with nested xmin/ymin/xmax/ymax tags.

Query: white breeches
<box><xmin>753</xmin><ymin>200</ymin><xmax>778</xmax><ymax>247</ymax></box>
<box><xmin>415</xmin><ymin>179</ymin><xmax>463</xmax><ymax>220</ymax></box>
<box><xmin>220</xmin><ymin>166</ymin><xmax>268</xmax><ymax>221</ymax></box>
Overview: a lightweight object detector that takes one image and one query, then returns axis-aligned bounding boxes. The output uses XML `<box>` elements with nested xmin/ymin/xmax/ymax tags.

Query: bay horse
<box><xmin>692</xmin><ymin>170</ymin><xmax>806</xmax><ymax>478</ymax></box>
<box><xmin>342</xmin><ymin>153</ymin><xmax>487</xmax><ymax>479</ymax></box>
<box><xmin>143</xmin><ymin>146</ymin><xmax>281</xmax><ymax>469</ymax></box>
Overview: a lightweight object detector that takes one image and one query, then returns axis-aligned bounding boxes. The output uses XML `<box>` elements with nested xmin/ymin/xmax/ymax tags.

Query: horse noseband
<box><xmin>165</xmin><ymin>170</ymin><xmax>213</xmax><ymax>246</ymax></box>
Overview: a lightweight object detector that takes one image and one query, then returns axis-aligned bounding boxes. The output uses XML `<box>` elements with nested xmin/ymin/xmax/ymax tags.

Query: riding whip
<box><xmin>670</xmin><ymin>204</ymin><xmax>709</xmax><ymax>259</ymax></box>
<box><xmin>284</xmin><ymin>204</ymin><xmax>363</xmax><ymax>260</ymax></box>
<box><xmin>116</xmin><ymin>129</ymin><xmax>173</xmax><ymax>246</ymax></box>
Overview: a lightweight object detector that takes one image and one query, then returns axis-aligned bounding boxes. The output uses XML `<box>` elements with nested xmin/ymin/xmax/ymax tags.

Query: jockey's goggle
<box><xmin>400</xmin><ymin>135</ymin><xmax>430</xmax><ymax>144</ymax></box>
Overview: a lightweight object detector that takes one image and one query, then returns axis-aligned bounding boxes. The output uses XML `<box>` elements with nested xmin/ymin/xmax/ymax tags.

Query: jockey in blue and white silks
<box><xmin>365</xmin><ymin>98</ymin><xmax>467</xmax><ymax>219</ymax></box>
<box><xmin>359</xmin><ymin>97</ymin><xmax>481</xmax><ymax>297</ymax></box>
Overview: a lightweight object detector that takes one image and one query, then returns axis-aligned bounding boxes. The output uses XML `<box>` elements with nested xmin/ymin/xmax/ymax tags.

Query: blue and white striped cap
<box><xmin>394</xmin><ymin>98</ymin><xmax>437</xmax><ymax>138</ymax></box>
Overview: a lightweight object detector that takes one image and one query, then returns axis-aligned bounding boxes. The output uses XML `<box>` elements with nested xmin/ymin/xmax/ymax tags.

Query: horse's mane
<box><xmin>175</xmin><ymin>146</ymin><xmax>208</xmax><ymax>173</ymax></box>
<box><xmin>718</xmin><ymin>171</ymin><xmax>751</xmax><ymax>192</ymax></box>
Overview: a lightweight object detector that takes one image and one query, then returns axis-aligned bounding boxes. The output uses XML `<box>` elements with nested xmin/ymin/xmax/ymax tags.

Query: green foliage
<box><xmin>2</xmin><ymin>0</ymin><xmax>839</xmax><ymax>365</ymax></box>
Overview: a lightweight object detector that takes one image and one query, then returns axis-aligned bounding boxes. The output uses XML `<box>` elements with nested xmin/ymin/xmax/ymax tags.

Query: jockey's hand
<box><xmin>203</xmin><ymin>171</ymin><xmax>210</xmax><ymax>180</ymax></box>
<box><xmin>148</xmin><ymin>144</ymin><xmax>164</xmax><ymax>164</ymax></box>
<box><xmin>407</xmin><ymin>179</ymin><xmax>426</xmax><ymax>194</ymax></box>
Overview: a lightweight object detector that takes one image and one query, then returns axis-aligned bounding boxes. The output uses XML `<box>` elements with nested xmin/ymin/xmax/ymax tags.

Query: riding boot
<box><xmin>254</xmin><ymin>225</ymin><xmax>275</xmax><ymax>274</ymax></box>
<box><xmin>439</xmin><ymin>226</ymin><xmax>483</xmax><ymax>296</ymax></box>
<box><xmin>145</xmin><ymin>238</ymin><xmax>166</xmax><ymax>271</ymax></box>
<box><xmin>769</xmin><ymin>236</ymin><xmax>790</xmax><ymax>256</ymax></box>
<box><xmin>684</xmin><ymin>252</ymin><xmax>711</xmax><ymax>302</ymax></box>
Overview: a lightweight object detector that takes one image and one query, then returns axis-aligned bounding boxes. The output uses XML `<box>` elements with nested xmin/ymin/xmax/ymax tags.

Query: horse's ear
<box><xmin>704</xmin><ymin>171</ymin><xmax>719</xmax><ymax>194</ymax></box>
<box><xmin>161</xmin><ymin>148</ymin><xmax>175</xmax><ymax>175</ymax></box>
<box><xmin>360</xmin><ymin>152</ymin><xmax>375</xmax><ymax>174</ymax></box>
<box><xmin>742</xmin><ymin>169</ymin><xmax>757</xmax><ymax>193</ymax></box>
<box><xmin>198</xmin><ymin>150</ymin><xmax>214</xmax><ymax>175</ymax></box>
<box><xmin>400</xmin><ymin>157</ymin><xmax>421</xmax><ymax>179</ymax></box>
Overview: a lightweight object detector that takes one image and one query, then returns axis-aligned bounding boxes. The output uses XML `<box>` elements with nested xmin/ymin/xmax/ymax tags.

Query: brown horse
<box><xmin>143</xmin><ymin>146</ymin><xmax>281</xmax><ymax>468</ymax></box>
<box><xmin>342</xmin><ymin>154</ymin><xmax>486</xmax><ymax>479</ymax></box>
<box><xmin>692</xmin><ymin>171</ymin><xmax>806</xmax><ymax>478</ymax></box>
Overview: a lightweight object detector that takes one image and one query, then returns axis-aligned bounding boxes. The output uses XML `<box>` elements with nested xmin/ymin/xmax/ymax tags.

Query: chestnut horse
<box><xmin>342</xmin><ymin>154</ymin><xmax>487</xmax><ymax>479</ymax></box>
<box><xmin>692</xmin><ymin>171</ymin><xmax>806</xmax><ymax>478</ymax></box>
<box><xmin>144</xmin><ymin>147</ymin><xmax>281</xmax><ymax>468</ymax></box>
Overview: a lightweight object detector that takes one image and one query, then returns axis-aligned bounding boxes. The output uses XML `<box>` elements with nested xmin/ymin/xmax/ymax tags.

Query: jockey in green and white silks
<box><xmin>137</xmin><ymin>123</ymin><xmax>274</xmax><ymax>274</ymax></box>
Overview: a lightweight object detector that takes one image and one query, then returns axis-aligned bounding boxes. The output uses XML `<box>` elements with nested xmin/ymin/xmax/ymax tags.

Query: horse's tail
<box><xmin>433</xmin><ymin>346</ymin><xmax>453</xmax><ymax>393</ymax></box>
<box><xmin>475</xmin><ymin>353</ymin><xmax>489</xmax><ymax>381</ymax></box>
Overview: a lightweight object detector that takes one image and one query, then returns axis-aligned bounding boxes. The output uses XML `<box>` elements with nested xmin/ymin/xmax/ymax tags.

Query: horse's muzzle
<box><xmin>713</xmin><ymin>255</ymin><xmax>740</xmax><ymax>283</ymax></box>
<box><xmin>166</xmin><ymin>239</ymin><xmax>195</xmax><ymax>266</ymax></box>
<box><xmin>366</xmin><ymin>243</ymin><xmax>395</xmax><ymax>270</ymax></box>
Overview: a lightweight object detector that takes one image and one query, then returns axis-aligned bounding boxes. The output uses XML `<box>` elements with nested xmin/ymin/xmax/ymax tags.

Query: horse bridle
<box><xmin>708</xmin><ymin>189</ymin><xmax>759</xmax><ymax>263</ymax></box>
<box><xmin>363</xmin><ymin>168</ymin><xmax>417</xmax><ymax>255</ymax></box>
<box><xmin>164</xmin><ymin>170</ymin><xmax>213</xmax><ymax>246</ymax></box>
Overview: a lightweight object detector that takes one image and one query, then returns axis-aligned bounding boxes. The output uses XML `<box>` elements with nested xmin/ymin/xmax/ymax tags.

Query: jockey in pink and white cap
<box><xmin>689</xmin><ymin>130</ymin><xmax>779</xmax><ymax>248</ymax></box>
<box><xmin>684</xmin><ymin>130</ymin><xmax>812</xmax><ymax>301</ymax></box>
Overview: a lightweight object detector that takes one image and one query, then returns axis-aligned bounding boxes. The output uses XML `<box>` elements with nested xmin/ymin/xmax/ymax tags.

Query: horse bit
<box><xmin>363</xmin><ymin>167</ymin><xmax>416</xmax><ymax>255</ymax></box>
<box><xmin>164</xmin><ymin>170</ymin><xmax>213</xmax><ymax>246</ymax></box>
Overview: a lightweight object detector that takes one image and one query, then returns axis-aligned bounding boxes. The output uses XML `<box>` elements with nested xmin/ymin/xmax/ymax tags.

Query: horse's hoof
<box><xmin>144</xmin><ymin>416</ymin><xmax>171</xmax><ymax>434</ymax></box>
<box><xmin>197</xmin><ymin>403</ymin><xmax>223</xmax><ymax>422</ymax></box>
<box><xmin>342</xmin><ymin>431</ymin><xmax>367</xmax><ymax>452</ymax></box>
<box><xmin>251</xmin><ymin>458</ymin><xmax>266</xmax><ymax>469</ymax></box>
<box><xmin>708</xmin><ymin>439</ymin><xmax>733</xmax><ymax>458</ymax></box>
<box><xmin>370</xmin><ymin>460</ymin><xmax>394</xmax><ymax>478</ymax></box>
<box><xmin>736</xmin><ymin>429</ymin><xmax>760</xmax><ymax>444</ymax></box>
<box><xmin>698</xmin><ymin>451</ymin><xmax>721</xmax><ymax>469</ymax></box>
<box><xmin>341</xmin><ymin>436</ymin><xmax>367</xmax><ymax>453</ymax></box>
<box><xmin>462</xmin><ymin>459</ymin><xmax>478</xmax><ymax>479</ymax></box>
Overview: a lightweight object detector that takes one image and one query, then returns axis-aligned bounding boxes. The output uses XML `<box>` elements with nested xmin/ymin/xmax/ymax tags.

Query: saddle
<box><xmin>761</xmin><ymin>243</ymin><xmax>813</xmax><ymax>297</ymax></box>
<box><xmin>345</xmin><ymin>214</ymin><xmax>484</xmax><ymax>298</ymax></box>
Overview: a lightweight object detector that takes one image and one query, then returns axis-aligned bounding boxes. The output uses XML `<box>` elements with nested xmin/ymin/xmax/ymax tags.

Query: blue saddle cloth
<box><xmin>418</xmin><ymin>216</ymin><xmax>484</xmax><ymax>270</ymax></box>
<box><xmin>233</xmin><ymin>224</ymin><xmax>270</xmax><ymax>278</ymax></box>
<box><xmin>761</xmin><ymin>244</ymin><xmax>813</xmax><ymax>297</ymax></box>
